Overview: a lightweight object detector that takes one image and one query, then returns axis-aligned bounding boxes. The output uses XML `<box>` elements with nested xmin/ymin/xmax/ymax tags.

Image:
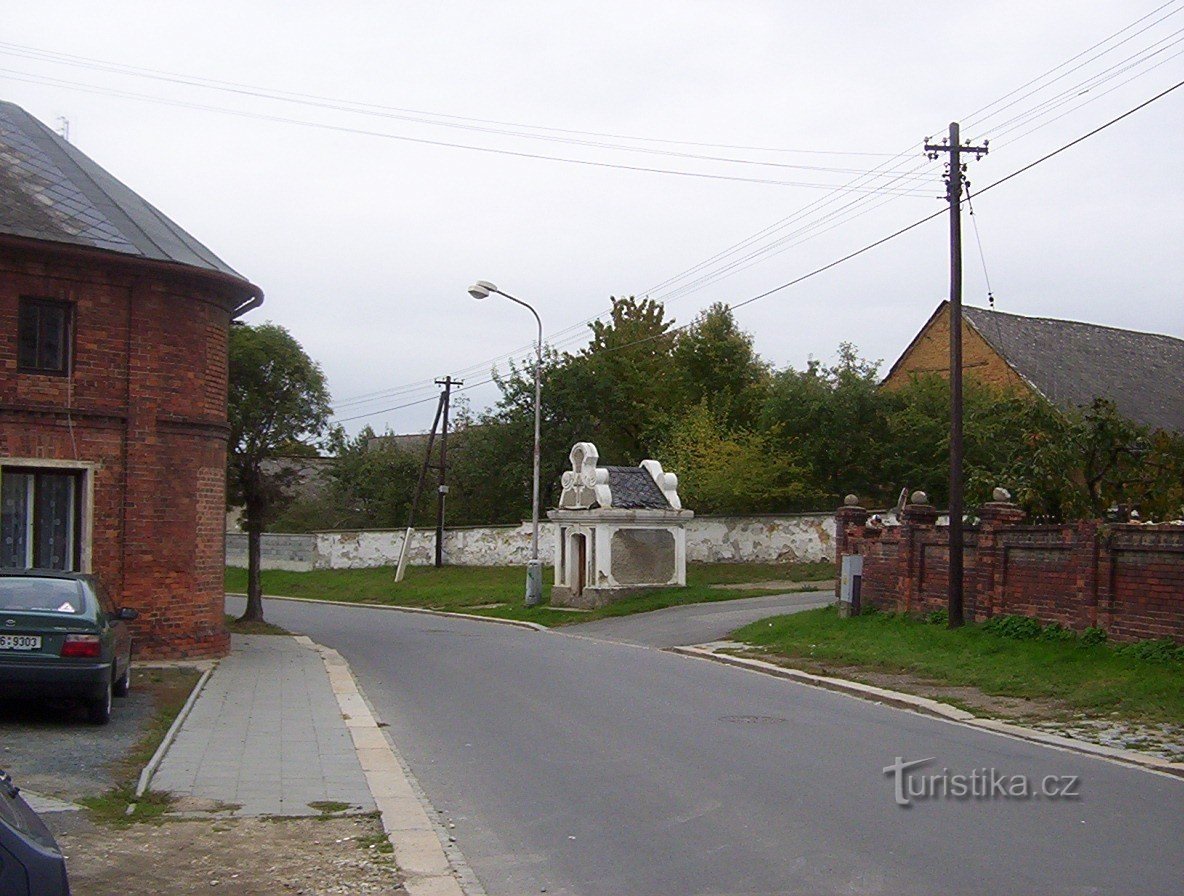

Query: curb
<box><xmin>669</xmin><ymin>644</ymin><xmax>1184</xmax><ymax>780</ymax></box>
<box><xmin>226</xmin><ymin>592</ymin><xmax>547</xmax><ymax>632</ymax></box>
<box><xmin>135</xmin><ymin>665</ymin><xmax>215</xmax><ymax>798</ymax></box>
<box><xmin>303</xmin><ymin>635</ymin><xmax>473</xmax><ymax>896</ymax></box>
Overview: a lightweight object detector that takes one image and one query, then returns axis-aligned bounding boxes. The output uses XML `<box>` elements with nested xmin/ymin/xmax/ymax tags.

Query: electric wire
<box><xmin>0</xmin><ymin>39</ymin><xmax>902</xmax><ymax>158</ymax></box>
<box><xmin>0</xmin><ymin>68</ymin><xmax>939</xmax><ymax>194</ymax></box>
<box><xmin>334</xmin><ymin>76</ymin><xmax>1184</xmax><ymax>424</ymax></box>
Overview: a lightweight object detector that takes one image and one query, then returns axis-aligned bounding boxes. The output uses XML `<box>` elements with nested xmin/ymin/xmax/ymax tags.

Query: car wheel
<box><xmin>87</xmin><ymin>677</ymin><xmax>112</xmax><ymax>725</ymax></box>
<box><xmin>113</xmin><ymin>660</ymin><xmax>131</xmax><ymax>698</ymax></box>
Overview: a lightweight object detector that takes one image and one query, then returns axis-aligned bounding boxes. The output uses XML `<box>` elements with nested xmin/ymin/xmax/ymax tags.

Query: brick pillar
<box><xmin>977</xmin><ymin>499</ymin><xmax>1025</xmax><ymax>621</ymax></box>
<box><xmin>1072</xmin><ymin>520</ymin><xmax>1100</xmax><ymax>630</ymax></box>
<box><xmin>899</xmin><ymin>494</ymin><xmax>938</xmax><ymax>613</ymax></box>
<box><xmin>834</xmin><ymin>496</ymin><xmax>869</xmax><ymax>597</ymax></box>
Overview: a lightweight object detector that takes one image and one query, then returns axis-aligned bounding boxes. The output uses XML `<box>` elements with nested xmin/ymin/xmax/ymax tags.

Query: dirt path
<box><xmin>56</xmin><ymin>814</ymin><xmax>406</xmax><ymax>896</ymax></box>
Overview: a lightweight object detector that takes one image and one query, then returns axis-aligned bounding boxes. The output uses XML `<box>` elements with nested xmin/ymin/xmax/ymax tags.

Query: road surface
<box><xmin>227</xmin><ymin>595</ymin><xmax>1184</xmax><ymax>896</ymax></box>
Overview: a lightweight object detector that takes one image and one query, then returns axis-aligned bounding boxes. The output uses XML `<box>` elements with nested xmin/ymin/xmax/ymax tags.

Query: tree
<box><xmin>660</xmin><ymin>403</ymin><xmax>821</xmax><ymax>514</ymax></box>
<box><xmin>322</xmin><ymin>427</ymin><xmax>424</xmax><ymax>529</ymax></box>
<box><xmin>760</xmin><ymin>344</ymin><xmax>888</xmax><ymax>504</ymax></box>
<box><xmin>228</xmin><ymin>323</ymin><xmax>331</xmax><ymax>622</ymax></box>
<box><xmin>671</xmin><ymin>303</ymin><xmax>769</xmax><ymax>428</ymax></box>
<box><xmin>989</xmin><ymin>399</ymin><xmax>1184</xmax><ymax>521</ymax></box>
<box><xmin>579</xmin><ymin>296</ymin><xmax>678</xmax><ymax>462</ymax></box>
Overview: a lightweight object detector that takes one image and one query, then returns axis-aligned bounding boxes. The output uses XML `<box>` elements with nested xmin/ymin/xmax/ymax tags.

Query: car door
<box><xmin>91</xmin><ymin>579</ymin><xmax>127</xmax><ymax>674</ymax></box>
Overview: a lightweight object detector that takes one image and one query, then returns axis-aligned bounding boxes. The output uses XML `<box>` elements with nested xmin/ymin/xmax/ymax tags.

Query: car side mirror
<box><xmin>116</xmin><ymin>607</ymin><xmax>139</xmax><ymax>621</ymax></box>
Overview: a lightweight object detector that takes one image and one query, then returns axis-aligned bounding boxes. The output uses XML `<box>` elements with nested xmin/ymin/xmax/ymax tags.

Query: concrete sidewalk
<box><xmin>152</xmin><ymin>634</ymin><xmax>374</xmax><ymax>817</ymax></box>
<box><xmin>151</xmin><ymin>631</ymin><xmax>466</xmax><ymax>896</ymax></box>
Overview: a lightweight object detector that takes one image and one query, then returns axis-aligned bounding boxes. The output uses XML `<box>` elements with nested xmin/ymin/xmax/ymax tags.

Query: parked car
<box><xmin>0</xmin><ymin>768</ymin><xmax>71</xmax><ymax>895</ymax></box>
<box><xmin>0</xmin><ymin>570</ymin><xmax>137</xmax><ymax>725</ymax></box>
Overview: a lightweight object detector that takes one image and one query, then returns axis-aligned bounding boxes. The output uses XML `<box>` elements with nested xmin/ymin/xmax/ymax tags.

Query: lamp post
<box><xmin>468</xmin><ymin>280</ymin><xmax>544</xmax><ymax>606</ymax></box>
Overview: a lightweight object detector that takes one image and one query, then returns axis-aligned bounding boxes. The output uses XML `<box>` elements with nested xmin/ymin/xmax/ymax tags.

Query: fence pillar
<box><xmin>977</xmin><ymin>492</ymin><xmax>1026</xmax><ymax>620</ymax></box>
<box><xmin>834</xmin><ymin>495</ymin><xmax>869</xmax><ymax>597</ymax></box>
<box><xmin>899</xmin><ymin>492</ymin><xmax>938</xmax><ymax>614</ymax></box>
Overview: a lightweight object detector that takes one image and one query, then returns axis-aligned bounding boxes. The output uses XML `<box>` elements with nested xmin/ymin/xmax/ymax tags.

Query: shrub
<box><xmin>1080</xmin><ymin>627</ymin><xmax>1108</xmax><ymax>646</ymax></box>
<box><xmin>982</xmin><ymin>614</ymin><xmax>1044</xmax><ymax>641</ymax></box>
<box><xmin>1114</xmin><ymin>638</ymin><xmax>1184</xmax><ymax>665</ymax></box>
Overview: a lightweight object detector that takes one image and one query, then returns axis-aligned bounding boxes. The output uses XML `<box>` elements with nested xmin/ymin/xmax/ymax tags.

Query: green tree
<box><xmin>671</xmin><ymin>303</ymin><xmax>769</xmax><ymax>428</ymax></box>
<box><xmin>660</xmin><ymin>403</ymin><xmax>820</xmax><ymax>514</ymax></box>
<box><xmin>579</xmin><ymin>296</ymin><xmax>678</xmax><ymax>462</ymax></box>
<box><xmin>991</xmin><ymin>399</ymin><xmax>1184</xmax><ymax>521</ymax></box>
<box><xmin>324</xmin><ymin>427</ymin><xmax>424</xmax><ymax>529</ymax></box>
<box><xmin>760</xmin><ymin>344</ymin><xmax>888</xmax><ymax>504</ymax></box>
<box><xmin>228</xmin><ymin>322</ymin><xmax>330</xmax><ymax>621</ymax></box>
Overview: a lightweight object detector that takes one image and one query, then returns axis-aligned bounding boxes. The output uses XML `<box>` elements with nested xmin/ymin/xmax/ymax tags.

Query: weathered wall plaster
<box><xmin>227</xmin><ymin>512</ymin><xmax>836</xmax><ymax>572</ymax></box>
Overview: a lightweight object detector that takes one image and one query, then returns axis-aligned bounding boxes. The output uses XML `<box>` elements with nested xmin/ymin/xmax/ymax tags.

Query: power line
<box><xmin>333</xmin><ymin>75</ymin><xmax>1183</xmax><ymax>427</ymax></box>
<box><xmin>325</xmin><ymin>9</ymin><xmax>1184</xmax><ymax>415</ymax></box>
<box><xmin>0</xmin><ymin>39</ymin><xmax>902</xmax><ymax>158</ymax></box>
<box><xmin>0</xmin><ymin>66</ymin><xmax>938</xmax><ymax>195</ymax></box>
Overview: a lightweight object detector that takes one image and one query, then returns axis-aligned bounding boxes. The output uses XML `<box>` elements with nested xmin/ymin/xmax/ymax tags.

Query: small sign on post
<box><xmin>839</xmin><ymin>554</ymin><xmax>863</xmax><ymax>618</ymax></box>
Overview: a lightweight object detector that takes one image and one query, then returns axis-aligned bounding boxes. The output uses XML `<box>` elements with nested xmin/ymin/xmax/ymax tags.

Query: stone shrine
<box><xmin>548</xmin><ymin>442</ymin><xmax>692</xmax><ymax>608</ymax></box>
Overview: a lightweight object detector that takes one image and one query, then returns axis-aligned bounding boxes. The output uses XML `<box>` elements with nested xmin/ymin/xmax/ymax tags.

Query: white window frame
<box><xmin>0</xmin><ymin>459</ymin><xmax>96</xmax><ymax>572</ymax></box>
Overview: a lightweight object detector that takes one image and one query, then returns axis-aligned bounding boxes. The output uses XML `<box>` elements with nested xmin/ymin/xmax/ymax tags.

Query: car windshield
<box><xmin>0</xmin><ymin>578</ymin><xmax>85</xmax><ymax>614</ymax></box>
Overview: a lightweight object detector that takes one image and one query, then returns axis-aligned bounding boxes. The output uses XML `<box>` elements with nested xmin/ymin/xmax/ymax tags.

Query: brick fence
<box><xmin>835</xmin><ymin>499</ymin><xmax>1184</xmax><ymax>643</ymax></box>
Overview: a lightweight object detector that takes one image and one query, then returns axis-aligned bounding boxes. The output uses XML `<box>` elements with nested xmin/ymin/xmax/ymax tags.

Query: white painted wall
<box><xmin>227</xmin><ymin>513</ymin><xmax>836</xmax><ymax>571</ymax></box>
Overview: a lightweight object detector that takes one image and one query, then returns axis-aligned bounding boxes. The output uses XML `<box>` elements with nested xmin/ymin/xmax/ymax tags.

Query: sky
<box><xmin>4</xmin><ymin>2</ymin><xmax>1183</xmax><ymax>437</ymax></box>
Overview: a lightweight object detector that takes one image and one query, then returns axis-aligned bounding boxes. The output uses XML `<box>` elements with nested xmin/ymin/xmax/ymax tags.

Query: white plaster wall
<box><xmin>230</xmin><ymin>513</ymin><xmax>837</xmax><ymax>571</ymax></box>
<box><xmin>684</xmin><ymin>514</ymin><xmax>835</xmax><ymax>564</ymax></box>
<box><xmin>310</xmin><ymin>523</ymin><xmax>558</xmax><ymax>570</ymax></box>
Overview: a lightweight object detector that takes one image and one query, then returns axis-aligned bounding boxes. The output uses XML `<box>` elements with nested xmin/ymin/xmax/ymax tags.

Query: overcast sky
<box><xmin>5</xmin><ymin>2</ymin><xmax>1182</xmax><ymax>437</ymax></box>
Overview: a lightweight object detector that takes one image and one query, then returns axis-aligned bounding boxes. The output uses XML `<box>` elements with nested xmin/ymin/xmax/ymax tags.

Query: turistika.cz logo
<box><xmin>884</xmin><ymin>757</ymin><xmax>1081</xmax><ymax>807</ymax></box>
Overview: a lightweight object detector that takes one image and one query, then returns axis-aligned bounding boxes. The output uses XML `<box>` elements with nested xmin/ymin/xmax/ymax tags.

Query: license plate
<box><xmin>0</xmin><ymin>635</ymin><xmax>41</xmax><ymax>651</ymax></box>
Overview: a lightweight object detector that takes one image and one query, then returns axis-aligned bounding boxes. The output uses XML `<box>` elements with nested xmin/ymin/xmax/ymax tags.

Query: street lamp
<box><xmin>468</xmin><ymin>280</ymin><xmax>544</xmax><ymax>606</ymax></box>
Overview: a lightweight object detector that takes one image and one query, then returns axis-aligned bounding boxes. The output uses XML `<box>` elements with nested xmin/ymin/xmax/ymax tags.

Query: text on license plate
<box><xmin>0</xmin><ymin>635</ymin><xmax>41</xmax><ymax>650</ymax></box>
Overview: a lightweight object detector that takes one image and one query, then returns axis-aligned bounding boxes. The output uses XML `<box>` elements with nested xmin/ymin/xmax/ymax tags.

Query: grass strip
<box><xmin>78</xmin><ymin>667</ymin><xmax>201</xmax><ymax>825</ymax></box>
<box><xmin>224</xmin><ymin>562</ymin><xmax>834</xmax><ymax>627</ymax></box>
<box><xmin>732</xmin><ymin>606</ymin><xmax>1184</xmax><ymax>724</ymax></box>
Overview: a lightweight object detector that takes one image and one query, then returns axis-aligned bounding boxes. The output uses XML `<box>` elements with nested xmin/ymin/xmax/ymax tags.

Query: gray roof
<box><xmin>962</xmin><ymin>305</ymin><xmax>1184</xmax><ymax>433</ymax></box>
<box><xmin>604</xmin><ymin>467</ymin><xmax>672</xmax><ymax>509</ymax></box>
<box><xmin>0</xmin><ymin>101</ymin><xmax>257</xmax><ymax>293</ymax></box>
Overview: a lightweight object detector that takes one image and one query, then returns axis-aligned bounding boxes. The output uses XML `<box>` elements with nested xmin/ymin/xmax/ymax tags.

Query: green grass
<box><xmin>79</xmin><ymin>786</ymin><xmax>174</xmax><ymax>825</ymax></box>
<box><xmin>732</xmin><ymin>606</ymin><xmax>1184</xmax><ymax>724</ymax></box>
<box><xmin>80</xmin><ymin>667</ymin><xmax>201</xmax><ymax>824</ymax></box>
<box><xmin>224</xmin><ymin>561</ymin><xmax>835</xmax><ymax>627</ymax></box>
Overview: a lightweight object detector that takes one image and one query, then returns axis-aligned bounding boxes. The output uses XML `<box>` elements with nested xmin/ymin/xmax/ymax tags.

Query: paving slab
<box><xmin>152</xmin><ymin>634</ymin><xmax>375</xmax><ymax>816</ymax></box>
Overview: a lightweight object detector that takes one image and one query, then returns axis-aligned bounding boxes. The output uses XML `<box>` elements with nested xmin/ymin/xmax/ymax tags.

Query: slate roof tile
<box><xmin>0</xmin><ymin>101</ymin><xmax>255</xmax><ymax>289</ymax></box>
<box><xmin>604</xmin><ymin>466</ymin><xmax>671</xmax><ymax>509</ymax></box>
<box><xmin>963</xmin><ymin>305</ymin><xmax>1184</xmax><ymax>433</ymax></box>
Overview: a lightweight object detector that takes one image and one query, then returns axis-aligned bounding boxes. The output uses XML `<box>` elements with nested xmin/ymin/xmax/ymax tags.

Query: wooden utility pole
<box><xmin>394</xmin><ymin>390</ymin><xmax>445</xmax><ymax>582</ymax></box>
<box><xmin>434</xmin><ymin>376</ymin><xmax>461</xmax><ymax>567</ymax></box>
<box><xmin>924</xmin><ymin>122</ymin><xmax>988</xmax><ymax>629</ymax></box>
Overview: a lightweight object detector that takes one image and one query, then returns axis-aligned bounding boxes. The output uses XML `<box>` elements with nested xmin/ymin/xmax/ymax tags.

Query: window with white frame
<box><xmin>0</xmin><ymin>467</ymin><xmax>83</xmax><ymax>570</ymax></box>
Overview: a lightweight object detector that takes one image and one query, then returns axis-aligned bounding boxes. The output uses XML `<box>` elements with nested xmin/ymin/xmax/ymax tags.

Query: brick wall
<box><xmin>1</xmin><ymin>244</ymin><xmax>241</xmax><ymax>658</ymax></box>
<box><xmin>880</xmin><ymin>302</ymin><xmax>1031</xmax><ymax>394</ymax></box>
<box><xmin>837</xmin><ymin>500</ymin><xmax>1184</xmax><ymax>642</ymax></box>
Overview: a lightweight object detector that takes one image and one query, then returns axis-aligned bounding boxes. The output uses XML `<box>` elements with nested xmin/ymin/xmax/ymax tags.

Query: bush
<box><xmin>982</xmin><ymin>614</ymin><xmax>1045</xmax><ymax>640</ymax></box>
<box><xmin>1080</xmin><ymin>627</ymin><xmax>1108</xmax><ymax>646</ymax></box>
<box><xmin>1114</xmin><ymin>638</ymin><xmax>1184</xmax><ymax>665</ymax></box>
<box><xmin>1038</xmin><ymin>622</ymin><xmax>1076</xmax><ymax>642</ymax></box>
<box><xmin>924</xmin><ymin>608</ymin><xmax>948</xmax><ymax>626</ymax></box>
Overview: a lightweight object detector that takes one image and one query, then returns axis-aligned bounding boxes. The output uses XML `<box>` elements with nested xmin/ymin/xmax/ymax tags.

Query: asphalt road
<box><xmin>230</xmin><ymin>596</ymin><xmax>1184</xmax><ymax>896</ymax></box>
<box><xmin>561</xmin><ymin>590</ymin><xmax>833</xmax><ymax>647</ymax></box>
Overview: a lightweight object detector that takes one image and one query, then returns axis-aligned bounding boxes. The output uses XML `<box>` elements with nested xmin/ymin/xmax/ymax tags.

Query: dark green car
<box><xmin>0</xmin><ymin>571</ymin><xmax>137</xmax><ymax>725</ymax></box>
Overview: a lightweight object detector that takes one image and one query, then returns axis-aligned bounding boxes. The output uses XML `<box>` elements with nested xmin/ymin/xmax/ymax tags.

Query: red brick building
<box><xmin>1</xmin><ymin>101</ymin><xmax>262</xmax><ymax>658</ymax></box>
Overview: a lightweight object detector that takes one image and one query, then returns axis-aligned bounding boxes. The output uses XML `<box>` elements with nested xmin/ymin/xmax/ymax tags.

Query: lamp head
<box><xmin>468</xmin><ymin>280</ymin><xmax>497</xmax><ymax>300</ymax></box>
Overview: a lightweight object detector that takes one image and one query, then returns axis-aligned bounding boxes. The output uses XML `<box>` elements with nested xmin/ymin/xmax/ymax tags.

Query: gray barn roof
<box><xmin>0</xmin><ymin>101</ymin><xmax>259</xmax><ymax>298</ymax></box>
<box><xmin>604</xmin><ymin>467</ymin><xmax>672</xmax><ymax>510</ymax></box>
<box><xmin>962</xmin><ymin>305</ymin><xmax>1184</xmax><ymax>433</ymax></box>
